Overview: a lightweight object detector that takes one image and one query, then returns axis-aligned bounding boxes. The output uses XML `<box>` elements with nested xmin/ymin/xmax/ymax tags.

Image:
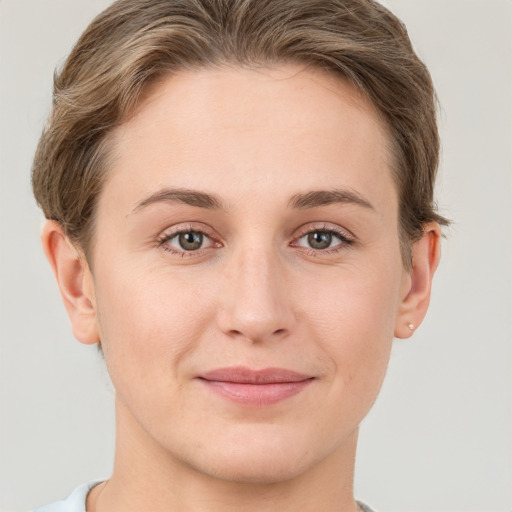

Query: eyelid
<box><xmin>290</xmin><ymin>222</ymin><xmax>355</xmax><ymax>253</ymax></box>
<box><xmin>156</xmin><ymin>223</ymin><xmax>223</xmax><ymax>256</ymax></box>
<box><xmin>154</xmin><ymin>221</ymin><xmax>355</xmax><ymax>258</ymax></box>
<box><xmin>293</xmin><ymin>222</ymin><xmax>355</xmax><ymax>242</ymax></box>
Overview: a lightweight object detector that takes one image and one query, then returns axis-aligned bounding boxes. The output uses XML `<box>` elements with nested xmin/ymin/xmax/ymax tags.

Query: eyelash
<box><xmin>292</xmin><ymin>224</ymin><xmax>354</xmax><ymax>255</ymax></box>
<box><xmin>156</xmin><ymin>224</ymin><xmax>219</xmax><ymax>258</ymax></box>
<box><xmin>156</xmin><ymin>223</ymin><xmax>354</xmax><ymax>258</ymax></box>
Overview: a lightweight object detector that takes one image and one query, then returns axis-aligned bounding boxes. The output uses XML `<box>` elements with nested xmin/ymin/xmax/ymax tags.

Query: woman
<box><xmin>31</xmin><ymin>0</ymin><xmax>447</xmax><ymax>510</ymax></box>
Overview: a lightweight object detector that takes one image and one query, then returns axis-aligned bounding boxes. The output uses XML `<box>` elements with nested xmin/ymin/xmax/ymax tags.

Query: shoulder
<box><xmin>357</xmin><ymin>500</ymin><xmax>379</xmax><ymax>512</ymax></box>
<box><xmin>32</xmin><ymin>481</ymin><xmax>102</xmax><ymax>512</ymax></box>
<box><xmin>32</xmin><ymin>484</ymin><xmax>375</xmax><ymax>512</ymax></box>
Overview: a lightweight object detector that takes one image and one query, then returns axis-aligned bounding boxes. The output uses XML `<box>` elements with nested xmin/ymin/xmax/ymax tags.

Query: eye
<box><xmin>172</xmin><ymin>231</ymin><xmax>207</xmax><ymax>251</ymax></box>
<box><xmin>305</xmin><ymin>231</ymin><xmax>335</xmax><ymax>250</ymax></box>
<box><xmin>293</xmin><ymin>227</ymin><xmax>353</xmax><ymax>253</ymax></box>
<box><xmin>158</xmin><ymin>227</ymin><xmax>220</xmax><ymax>255</ymax></box>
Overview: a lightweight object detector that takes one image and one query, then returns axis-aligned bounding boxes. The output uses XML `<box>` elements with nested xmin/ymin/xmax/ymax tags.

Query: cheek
<box><xmin>298</xmin><ymin>261</ymin><xmax>402</xmax><ymax>403</ymax></box>
<box><xmin>93</xmin><ymin>265</ymin><xmax>216</xmax><ymax>391</ymax></box>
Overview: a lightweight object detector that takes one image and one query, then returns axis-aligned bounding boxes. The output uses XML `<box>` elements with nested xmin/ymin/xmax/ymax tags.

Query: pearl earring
<box><xmin>408</xmin><ymin>323</ymin><xmax>415</xmax><ymax>331</ymax></box>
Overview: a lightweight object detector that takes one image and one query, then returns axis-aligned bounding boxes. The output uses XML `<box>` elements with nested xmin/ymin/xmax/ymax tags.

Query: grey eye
<box><xmin>307</xmin><ymin>231</ymin><xmax>333</xmax><ymax>249</ymax></box>
<box><xmin>176</xmin><ymin>231</ymin><xmax>204</xmax><ymax>251</ymax></box>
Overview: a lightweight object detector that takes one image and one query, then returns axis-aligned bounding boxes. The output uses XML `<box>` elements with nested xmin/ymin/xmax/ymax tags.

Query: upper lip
<box><xmin>199</xmin><ymin>366</ymin><xmax>313</xmax><ymax>384</ymax></box>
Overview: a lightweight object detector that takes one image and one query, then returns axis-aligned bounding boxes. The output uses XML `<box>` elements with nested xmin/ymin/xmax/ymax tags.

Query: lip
<box><xmin>198</xmin><ymin>367</ymin><xmax>315</xmax><ymax>406</ymax></box>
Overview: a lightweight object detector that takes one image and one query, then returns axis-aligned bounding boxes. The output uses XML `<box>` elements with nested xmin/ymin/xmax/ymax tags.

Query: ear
<box><xmin>41</xmin><ymin>220</ymin><xmax>100</xmax><ymax>345</ymax></box>
<box><xmin>394</xmin><ymin>222</ymin><xmax>441</xmax><ymax>339</ymax></box>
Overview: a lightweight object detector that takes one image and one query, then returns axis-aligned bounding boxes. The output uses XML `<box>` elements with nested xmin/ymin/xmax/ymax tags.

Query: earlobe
<box><xmin>394</xmin><ymin>222</ymin><xmax>441</xmax><ymax>339</ymax></box>
<box><xmin>41</xmin><ymin>220</ymin><xmax>100</xmax><ymax>345</ymax></box>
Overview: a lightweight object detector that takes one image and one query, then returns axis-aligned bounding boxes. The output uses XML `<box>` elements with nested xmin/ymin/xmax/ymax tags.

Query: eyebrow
<box><xmin>288</xmin><ymin>189</ymin><xmax>375</xmax><ymax>210</ymax></box>
<box><xmin>131</xmin><ymin>187</ymin><xmax>374</xmax><ymax>214</ymax></box>
<box><xmin>132</xmin><ymin>188</ymin><xmax>224</xmax><ymax>212</ymax></box>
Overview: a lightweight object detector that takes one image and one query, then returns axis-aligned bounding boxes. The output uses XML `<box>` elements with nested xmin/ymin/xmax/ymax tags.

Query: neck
<box><xmin>89</xmin><ymin>398</ymin><xmax>361</xmax><ymax>512</ymax></box>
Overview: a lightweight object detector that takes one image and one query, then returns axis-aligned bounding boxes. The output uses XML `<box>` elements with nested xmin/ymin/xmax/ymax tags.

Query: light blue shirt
<box><xmin>33</xmin><ymin>481</ymin><xmax>377</xmax><ymax>511</ymax></box>
<box><xmin>33</xmin><ymin>482</ymin><xmax>101</xmax><ymax>512</ymax></box>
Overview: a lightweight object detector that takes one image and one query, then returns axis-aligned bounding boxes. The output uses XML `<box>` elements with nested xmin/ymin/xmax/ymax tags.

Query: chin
<box><xmin>191</xmin><ymin>451</ymin><xmax>310</xmax><ymax>485</ymax></box>
<box><xmin>176</xmin><ymin>423</ymin><xmax>339</xmax><ymax>485</ymax></box>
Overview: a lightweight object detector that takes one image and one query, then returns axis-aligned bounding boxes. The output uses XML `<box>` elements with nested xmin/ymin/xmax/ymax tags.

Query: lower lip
<box><xmin>199</xmin><ymin>379</ymin><xmax>314</xmax><ymax>406</ymax></box>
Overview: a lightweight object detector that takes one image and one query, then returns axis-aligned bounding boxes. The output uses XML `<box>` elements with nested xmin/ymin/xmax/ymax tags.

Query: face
<box><xmin>87</xmin><ymin>65</ymin><xmax>410</xmax><ymax>483</ymax></box>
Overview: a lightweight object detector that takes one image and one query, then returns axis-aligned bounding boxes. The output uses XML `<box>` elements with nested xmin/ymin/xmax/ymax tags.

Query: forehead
<box><xmin>104</xmin><ymin>64</ymin><xmax>396</xmax><ymax>215</ymax></box>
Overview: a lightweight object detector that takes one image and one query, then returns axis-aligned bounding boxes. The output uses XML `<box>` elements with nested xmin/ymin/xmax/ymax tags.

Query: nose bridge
<box><xmin>238</xmin><ymin>248</ymin><xmax>273</xmax><ymax>295</ymax></box>
<box><xmin>218</xmin><ymin>241</ymin><xmax>293</xmax><ymax>342</ymax></box>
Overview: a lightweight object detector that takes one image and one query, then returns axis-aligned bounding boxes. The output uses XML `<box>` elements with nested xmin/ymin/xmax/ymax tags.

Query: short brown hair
<box><xmin>32</xmin><ymin>0</ymin><xmax>448</xmax><ymax>262</ymax></box>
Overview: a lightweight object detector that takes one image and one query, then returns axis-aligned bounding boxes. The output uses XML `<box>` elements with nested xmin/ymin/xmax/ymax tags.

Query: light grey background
<box><xmin>1</xmin><ymin>1</ymin><xmax>511</xmax><ymax>511</ymax></box>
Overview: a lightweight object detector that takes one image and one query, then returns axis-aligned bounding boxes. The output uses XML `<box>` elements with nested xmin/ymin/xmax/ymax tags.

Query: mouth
<box><xmin>197</xmin><ymin>367</ymin><xmax>315</xmax><ymax>406</ymax></box>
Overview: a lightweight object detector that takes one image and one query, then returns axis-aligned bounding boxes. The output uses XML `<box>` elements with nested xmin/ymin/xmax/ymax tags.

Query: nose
<box><xmin>216</xmin><ymin>248</ymin><xmax>295</xmax><ymax>343</ymax></box>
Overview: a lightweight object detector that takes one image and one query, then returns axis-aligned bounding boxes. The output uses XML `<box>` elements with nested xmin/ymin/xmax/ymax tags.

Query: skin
<box><xmin>42</xmin><ymin>64</ymin><xmax>440</xmax><ymax>511</ymax></box>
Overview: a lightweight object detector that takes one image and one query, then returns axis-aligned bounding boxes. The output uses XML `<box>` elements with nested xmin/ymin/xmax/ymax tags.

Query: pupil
<box><xmin>308</xmin><ymin>231</ymin><xmax>332</xmax><ymax>249</ymax></box>
<box><xmin>179</xmin><ymin>232</ymin><xmax>203</xmax><ymax>250</ymax></box>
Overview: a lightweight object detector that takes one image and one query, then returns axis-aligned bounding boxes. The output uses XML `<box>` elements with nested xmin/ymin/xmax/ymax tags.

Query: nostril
<box><xmin>227</xmin><ymin>327</ymin><xmax>288</xmax><ymax>342</ymax></box>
